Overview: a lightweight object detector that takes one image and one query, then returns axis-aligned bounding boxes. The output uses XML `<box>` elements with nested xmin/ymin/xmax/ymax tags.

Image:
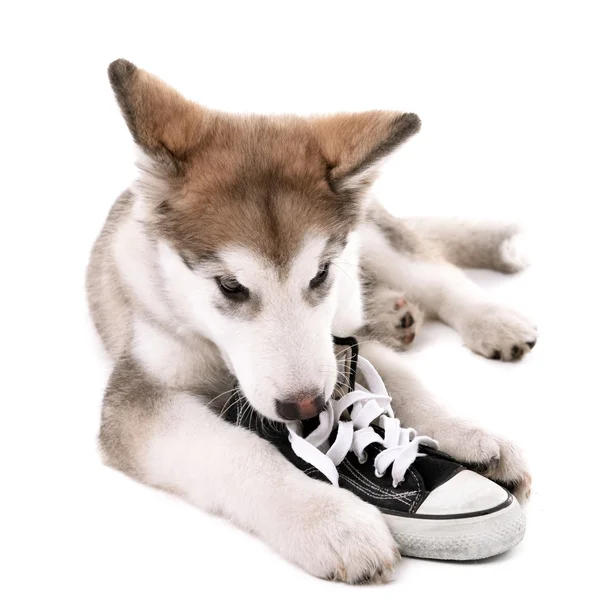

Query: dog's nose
<box><xmin>275</xmin><ymin>392</ymin><xmax>327</xmax><ymax>421</ymax></box>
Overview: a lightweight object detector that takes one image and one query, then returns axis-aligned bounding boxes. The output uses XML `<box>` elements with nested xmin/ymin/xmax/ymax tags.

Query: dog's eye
<box><xmin>310</xmin><ymin>262</ymin><xmax>330</xmax><ymax>289</ymax></box>
<box><xmin>216</xmin><ymin>276</ymin><xmax>249</xmax><ymax>301</ymax></box>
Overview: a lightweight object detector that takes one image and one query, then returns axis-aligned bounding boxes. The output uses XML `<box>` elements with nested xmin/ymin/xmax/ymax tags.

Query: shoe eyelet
<box><xmin>358</xmin><ymin>452</ymin><xmax>368</xmax><ymax>464</ymax></box>
<box><xmin>374</xmin><ymin>468</ymin><xmax>384</xmax><ymax>478</ymax></box>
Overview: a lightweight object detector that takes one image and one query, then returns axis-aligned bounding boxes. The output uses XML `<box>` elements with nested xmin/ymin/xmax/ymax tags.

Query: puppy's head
<box><xmin>109</xmin><ymin>59</ymin><xmax>420</xmax><ymax>421</ymax></box>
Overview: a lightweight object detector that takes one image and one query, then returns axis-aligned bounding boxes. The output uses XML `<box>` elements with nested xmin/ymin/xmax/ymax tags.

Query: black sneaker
<box><xmin>223</xmin><ymin>337</ymin><xmax>525</xmax><ymax>561</ymax></box>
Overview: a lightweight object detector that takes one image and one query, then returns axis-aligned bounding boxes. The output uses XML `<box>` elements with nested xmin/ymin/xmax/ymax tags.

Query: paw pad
<box><xmin>398</xmin><ymin>313</ymin><xmax>414</xmax><ymax>329</ymax></box>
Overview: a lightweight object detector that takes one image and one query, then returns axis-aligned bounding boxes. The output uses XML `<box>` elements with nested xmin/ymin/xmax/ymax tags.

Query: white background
<box><xmin>2</xmin><ymin>1</ymin><xmax>598</xmax><ymax>598</ymax></box>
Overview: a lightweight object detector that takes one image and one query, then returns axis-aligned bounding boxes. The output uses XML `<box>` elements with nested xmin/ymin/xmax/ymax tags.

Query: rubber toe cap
<box><xmin>416</xmin><ymin>470</ymin><xmax>509</xmax><ymax>516</ymax></box>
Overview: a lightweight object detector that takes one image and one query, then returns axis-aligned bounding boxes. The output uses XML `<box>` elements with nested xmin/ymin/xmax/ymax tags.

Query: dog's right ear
<box><xmin>108</xmin><ymin>59</ymin><xmax>212</xmax><ymax>163</ymax></box>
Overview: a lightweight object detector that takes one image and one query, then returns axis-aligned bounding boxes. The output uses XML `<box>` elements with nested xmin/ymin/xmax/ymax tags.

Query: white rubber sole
<box><xmin>384</xmin><ymin>496</ymin><xmax>525</xmax><ymax>561</ymax></box>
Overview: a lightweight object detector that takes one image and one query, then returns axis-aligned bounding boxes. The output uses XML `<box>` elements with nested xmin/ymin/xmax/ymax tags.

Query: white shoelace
<box><xmin>286</xmin><ymin>355</ymin><xmax>438</xmax><ymax>487</ymax></box>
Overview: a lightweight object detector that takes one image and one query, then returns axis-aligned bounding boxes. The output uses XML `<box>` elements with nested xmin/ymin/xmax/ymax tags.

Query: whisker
<box><xmin>218</xmin><ymin>390</ymin><xmax>241</xmax><ymax>419</ymax></box>
<box><xmin>331</xmin><ymin>262</ymin><xmax>355</xmax><ymax>286</ymax></box>
<box><xmin>206</xmin><ymin>386</ymin><xmax>238</xmax><ymax>409</ymax></box>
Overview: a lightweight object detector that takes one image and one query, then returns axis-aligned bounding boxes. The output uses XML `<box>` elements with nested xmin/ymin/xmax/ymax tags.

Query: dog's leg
<box><xmin>361</xmin><ymin>212</ymin><xmax>537</xmax><ymax>361</ymax></box>
<box><xmin>359</xmin><ymin>341</ymin><xmax>531</xmax><ymax>500</ymax></box>
<box><xmin>405</xmin><ymin>217</ymin><xmax>529</xmax><ymax>274</ymax></box>
<box><xmin>100</xmin><ymin>355</ymin><xmax>400</xmax><ymax>582</ymax></box>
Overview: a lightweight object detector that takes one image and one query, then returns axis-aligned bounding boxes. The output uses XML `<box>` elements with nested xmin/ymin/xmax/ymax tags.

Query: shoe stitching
<box><xmin>343</xmin><ymin>460</ymin><xmax>417</xmax><ymax>503</ymax></box>
<box><xmin>406</xmin><ymin>467</ymin><xmax>422</xmax><ymax>512</ymax></box>
<box><xmin>338</xmin><ymin>474</ymin><xmax>416</xmax><ymax>505</ymax></box>
<box><xmin>306</xmin><ymin>464</ymin><xmax>416</xmax><ymax>505</ymax></box>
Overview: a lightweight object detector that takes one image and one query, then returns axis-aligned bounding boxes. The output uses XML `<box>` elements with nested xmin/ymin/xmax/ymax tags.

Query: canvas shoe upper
<box><xmin>223</xmin><ymin>337</ymin><xmax>525</xmax><ymax>560</ymax></box>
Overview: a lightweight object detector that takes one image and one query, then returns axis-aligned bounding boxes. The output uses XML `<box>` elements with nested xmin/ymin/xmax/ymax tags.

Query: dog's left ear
<box><xmin>313</xmin><ymin>111</ymin><xmax>421</xmax><ymax>194</ymax></box>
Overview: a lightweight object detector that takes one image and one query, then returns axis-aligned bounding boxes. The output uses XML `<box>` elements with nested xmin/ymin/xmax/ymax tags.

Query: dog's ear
<box><xmin>108</xmin><ymin>59</ymin><xmax>213</xmax><ymax>163</ymax></box>
<box><xmin>313</xmin><ymin>111</ymin><xmax>420</xmax><ymax>194</ymax></box>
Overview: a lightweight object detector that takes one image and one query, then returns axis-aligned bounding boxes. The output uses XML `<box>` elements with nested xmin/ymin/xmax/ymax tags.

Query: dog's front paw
<box><xmin>460</xmin><ymin>304</ymin><xmax>537</xmax><ymax>361</ymax></box>
<box><xmin>432</xmin><ymin>422</ymin><xmax>502</xmax><ymax>467</ymax></box>
<box><xmin>484</xmin><ymin>436</ymin><xmax>532</xmax><ymax>503</ymax></box>
<box><xmin>432</xmin><ymin>423</ymin><xmax>531</xmax><ymax>503</ymax></box>
<box><xmin>281</xmin><ymin>486</ymin><xmax>400</xmax><ymax>583</ymax></box>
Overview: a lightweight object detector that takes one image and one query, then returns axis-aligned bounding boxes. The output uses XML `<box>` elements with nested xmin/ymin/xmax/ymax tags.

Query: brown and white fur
<box><xmin>87</xmin><ymin>60</ymin><xmax>536</xmax><ymax>583</ymax></box>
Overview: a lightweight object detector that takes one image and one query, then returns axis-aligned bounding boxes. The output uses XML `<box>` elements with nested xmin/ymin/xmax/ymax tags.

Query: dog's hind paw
<box><xmin>460</xmin><ymin>303</ymin><xmax>538</xmax><ymax>361</ymax></box>
<box><xmin>362</xmin><ymin>290</ymin><xmax>423</xmax><ymax>351</ymax></box>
